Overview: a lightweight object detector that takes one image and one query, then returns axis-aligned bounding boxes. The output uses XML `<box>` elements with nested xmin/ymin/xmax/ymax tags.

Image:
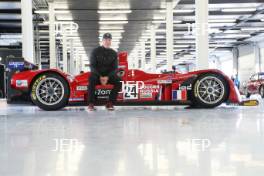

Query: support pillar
<box><xmin>141</xmin><ymin>41</ymin><xmax>146</xmax><ymax>71</ymax></box>
<box><xmin>150</xmin><ymin>25</ymin><xmax>156</xmax><ymax>73</ymax></box>
<box><xmin>254</xmin><ymin>43</ymin><xmax>261</xmax><ymax>73</ymax></box>
<box><xmin>232</xmin><ymin>47</ymin><xmax>239</xmax><ymax>76</ymax></box>
<box><xmin>195</xmin><ymin>0</ymin><xmax>209</xmax><ymax>70</ymax></box>
<box><xmin>166</xmin><ymin>0</ymin><xmax>174</xmax><ymax>71</ymax></box>
<box><xmin>69</xmin><ymin>39</ymin><xmax>75</xmax><ymax>74</ymax></box>
<box><xmin>79</xmin><ymin>55</ymin><xmax>83</xmax><ymax>73</ymax></box>
<box><xmin>21</xmin><ymin>0</ymin><xmax>34</xmax><ymax>63</ymax></box>
<box><xmin>34</xmin><ymin>16</ymin><xmax>41</xmax><ymax>67</ymax></box>
<box><xmin>75</xmin><ymin>52</ymin><xmax>82</xmax><ymax>74</ymax></box>
<box><xmin>135</xmin><ymin>48</ymin><xmax>139</xmax><ymax>69</ymax></box>
<box><xmin>49</xmin><ymin>2</ymin><xmax>56</xmax><ymax>68</ymax></box>
<box><xmin>62</xmin><ymin>35</ymin><xmax>68</xmax><ymax>72</ymax></box>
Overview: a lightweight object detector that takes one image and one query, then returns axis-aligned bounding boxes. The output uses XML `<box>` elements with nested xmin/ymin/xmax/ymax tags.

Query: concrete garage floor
<box><xmin>0</xmin><ymin>100</ymin><xmax>264</xmax><ymax>176</ymax></box>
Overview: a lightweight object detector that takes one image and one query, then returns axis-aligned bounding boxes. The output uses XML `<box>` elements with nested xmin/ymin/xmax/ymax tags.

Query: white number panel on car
<box><xmin>124</xmin><ymin>84</ymin><xmax>138</xmax><ymax>99</ymax></box>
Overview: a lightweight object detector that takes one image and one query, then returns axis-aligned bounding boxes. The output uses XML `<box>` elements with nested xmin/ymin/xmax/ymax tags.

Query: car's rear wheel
<box><xmin>259</xmin><ymin>85</ymin><xmax>264</xmax><ymax>98</ymax></box>
<box><xmin>192</xmin><ymin>73</ymin><xmax>229</xmax><ymax>108</ymax></box>
<box><xmin>30</xmin><ymin>73</ymin><xmax>70</xmax><ymax>111</ymax></box>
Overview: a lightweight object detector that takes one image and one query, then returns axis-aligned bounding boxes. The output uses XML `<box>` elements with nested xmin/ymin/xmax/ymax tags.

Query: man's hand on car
<box><xmin>100</xmin><ymin>76</ymin><xmax>109</xmax><ymax>85</ymax></box>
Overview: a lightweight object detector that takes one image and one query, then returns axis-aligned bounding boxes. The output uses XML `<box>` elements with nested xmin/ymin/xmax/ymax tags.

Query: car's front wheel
<box><xmin>192</xmin><ymin>73</ymin><xmax>229</xmax><ymax>108</ymax></box>
<box><xmin>30</xmin><ymin>73</ymin><xmax>70</xmax><ymax>111</ymax></box>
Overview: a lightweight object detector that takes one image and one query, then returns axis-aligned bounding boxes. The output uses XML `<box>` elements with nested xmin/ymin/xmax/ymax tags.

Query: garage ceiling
<box><xmin>0</xmin><ymin>0</ymin><xmax>264</xmax><ymax>69</ymax></box>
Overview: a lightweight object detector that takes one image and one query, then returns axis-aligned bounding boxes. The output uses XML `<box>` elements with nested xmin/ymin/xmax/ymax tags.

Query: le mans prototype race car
<box><xmin>10</xmin><ymin>52</ymin><xmax>242</xmax><ymax>111</ymax></box>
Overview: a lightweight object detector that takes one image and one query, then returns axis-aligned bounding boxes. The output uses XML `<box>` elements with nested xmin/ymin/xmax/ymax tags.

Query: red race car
<box><xmin>10</xmin><ymin>52</ymin><xmax>241</xmax><ymax>110</ymax></box>
<box><xmin>245</xmin><ymin>72</ymin><xmax>264</xmax><ymax>98</ymax></box>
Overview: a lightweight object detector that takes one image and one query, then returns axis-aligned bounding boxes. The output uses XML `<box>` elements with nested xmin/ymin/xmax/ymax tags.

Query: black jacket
<box><xmin>89</xmin><ymin>46</ymin><xmax>118</xmax><ymax>77</ymax></box>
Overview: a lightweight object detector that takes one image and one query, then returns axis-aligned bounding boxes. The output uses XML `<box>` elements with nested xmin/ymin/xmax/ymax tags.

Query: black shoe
<box><xmin>105</xmin><ymin>102</ymin><xmax>115</xmax><ymax>111</ymax></box>
<box><xmin>88</xmin><ymin>103</ymin><xmax>96</xmax><ymax>111</ymax></box>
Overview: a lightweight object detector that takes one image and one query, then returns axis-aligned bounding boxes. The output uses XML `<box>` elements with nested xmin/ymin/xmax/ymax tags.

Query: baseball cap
<box><xmin>103</xmin><ymin>33</ymin><xmax>112</xmax><ymax>39</ymax></box>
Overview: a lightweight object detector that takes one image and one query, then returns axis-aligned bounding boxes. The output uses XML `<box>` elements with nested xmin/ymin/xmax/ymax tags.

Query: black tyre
<box><xmin>30</xmin><ymin>73</ymin><xmax>70</xmax><ymax>111</ymax></box>
<box><xmin>259</xmin><ymin>85</ymin><xmax>264</xmax><ymax>98</ymax></box>
<box><xmin>191</xmin><ymin>73</ymin><xmax>229</xmax><ymax>108</ymax></box>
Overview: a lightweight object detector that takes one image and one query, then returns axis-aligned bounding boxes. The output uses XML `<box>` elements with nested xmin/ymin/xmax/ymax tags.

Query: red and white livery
<box><xmin>10</xmin><ymin>52</ymin><xmax>241</xmax><ymax>110</ymax></box>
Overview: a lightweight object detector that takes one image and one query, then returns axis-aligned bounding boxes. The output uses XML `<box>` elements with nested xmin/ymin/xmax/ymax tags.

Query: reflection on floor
<box><xmin>0</xmin><ymin>99</ymin><xmax>264</xmax><ymax>176</ymax></box>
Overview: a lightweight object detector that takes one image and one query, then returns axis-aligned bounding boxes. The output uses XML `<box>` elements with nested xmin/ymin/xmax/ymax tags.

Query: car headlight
<box><xmin>16</xmin><ymin>80</ymin><xmax>28</xmax><ymax>87</ymax></box>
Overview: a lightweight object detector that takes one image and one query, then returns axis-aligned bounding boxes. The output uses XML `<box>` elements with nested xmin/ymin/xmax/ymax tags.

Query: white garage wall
<box><xmin>238</xmin><ymin>44</ymin><xmax>255</xmax><ymax>84</ymax></box>
<box><xmin>210</xmin><ymin>51</ymin><xmax>233</xmax><ymax>78</ymax></box>
<box><xmin>259</xmin><ymin>41</ymin><xmax>264</xmax><ymax>72</ymax></box>
<box><xmin>220</xmin><ymin>59</ymin><xmax>233</xmax><ymax>78</ymax></box>
<box><xmin>239</xmin><ymin>53</ymin><xmax>255</xmax><ymax>83</ymax></box>
<box><xmin>261</xmin><ymin>48</ymin><xmax>264</xmax><ymax>72</ymax></box>
<box><xmin>209</xmin><ymin>55</ymin><xmax>221</xmax><ymax>70</ymax></box>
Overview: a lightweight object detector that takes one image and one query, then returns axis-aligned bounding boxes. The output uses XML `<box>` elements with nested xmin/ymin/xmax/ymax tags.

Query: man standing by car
<box><xmin>88</xmin><ymin>33</ymin><xmax>122</xmax><ymax>111</ymax></box>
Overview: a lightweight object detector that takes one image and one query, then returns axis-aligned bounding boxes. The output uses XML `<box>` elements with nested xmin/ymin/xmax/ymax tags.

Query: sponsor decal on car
<box><xmin>31</xmin><ymin>75</ymin><xmax>46</xmax><ymax>100</ymax></box>
<box><xmin>76</xmin><ymin>86</ymin><xmax>87</xmax><ymax>91</ymax></box>
<box><xmin>95</xmin><ymin>89</ymin><xmax>112</xmax><ymax>99</ymax></box>
<box><xmin>139</xmin><ymin>84</ymin><xmax>160</xmax><ymax>99</ymax></box>
<box><xmin>179</xmin><ymin>84</ymin><xmax>192</xmax><ymax>90</ymax></box>
<box><xmin>157</xmin><ymin>80</ymin><xmax>172</xmax><ymax>84</ymax></box>
<box><xmin>69</xmin><ymin>98</ymin><xmax>85</xmax><ymax>101</ymax></box>
<box><xmin>194</xmin><ymin>80</ymin><xmax>200</xmax><ymax>97</ymax></box>
<box><xmin>118</xmin><ymin>65</ymin><xmax>126</xmax><ymax>69</ymax></box>
<box><xmin>172</xmin><ymin>89</ymin><xmax>187</xmax><ymax>101</ymax></box>
<box><xmin>140</xmin><ymin>92</ymin><xmax>152</xmax><ymax>98</ymax></box>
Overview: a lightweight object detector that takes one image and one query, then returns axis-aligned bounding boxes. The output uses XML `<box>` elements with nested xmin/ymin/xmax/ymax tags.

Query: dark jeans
<box><xmin>88</xmin><ymin>74</ymin><xmax>122</xmax><ymax>104</ymax></box>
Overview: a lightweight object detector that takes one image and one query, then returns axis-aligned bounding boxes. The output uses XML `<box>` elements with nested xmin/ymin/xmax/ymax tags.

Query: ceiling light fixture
<box><xmin>99</xmin><ymin>30</ymin><xmax>125</xmax><ymax>33</ymax></box>
<box><xmin>35</xmin><ymin>10</ymin><xmax>71</xmax><ymax>14</ymax></box>
<box><xmin>35</xmin><ymin>10</ymin><xmax>49</xmax><ymax>14</ymax></box>
<box><xmin>160</xmin><ymin>9</ymin><xmax>194</xmax><ymax>13</ymax></box>
<box><xmin>99</xmin><ymin>17</ymin><xmax>128</xmax><ymax>21</ymax></box>
<box><xmin>99</xmin><ymin>21</ymin><xmax>128</xmax><ymax>24</ymax></box>
<box><xmin>99</xmin><ymin>34</ymin><xmax>122</xmax><ymax>37</ymax></box>
<box><xmin>225</xmin><ymin>34</ymin><xmax>251</xmax><ymax>38</ymax></box>
<box><xmin>241</xmin><ymin>27</ymin><xmax>264</xmax><ymax>31</ymax></box>
<box><xmin>209</xmin><ymin>19</ymin><xmax>236</xmax><ymax>23</ymax></box>
<box><xmin>221</xmin><ymin>8</ymin><xmax>256</xmax><ymax>12</ymax></box>
<box><xmin>98</xmin><ymin>36</ymin><xmax>122</xmax><ymax>40</ymax></box>
<box><xmin>209</xmin><ymin>23</ymin><xmax>236</xmax><ymax>27</ymax></box>
<box><xmin>214</xmin><ymin>39</ymin><xmax>237</xmax><ymax>43</ymax></box>
<box><xmin>174</xmin><ymin>9</ymin><xmax>194</xmax><ymax>13</ymax></box>
<box><xmin>99</xmin><ymin>27</ymin><xmax>124</xmax><ymax>30</ymax></box>
<box><xmin>97</xmin><ymin>10</ymin><xmax>132</xmax><ymax>14</ymax></box>
<box><xmin>174</xmin><ymin>45</ymin><xmax>190</xmax><ymax>48</ymax></box>
<box><xmin>152</xmin><ymin>20</ymin><xmax>182</xmax><ymax>24</ymax></box>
